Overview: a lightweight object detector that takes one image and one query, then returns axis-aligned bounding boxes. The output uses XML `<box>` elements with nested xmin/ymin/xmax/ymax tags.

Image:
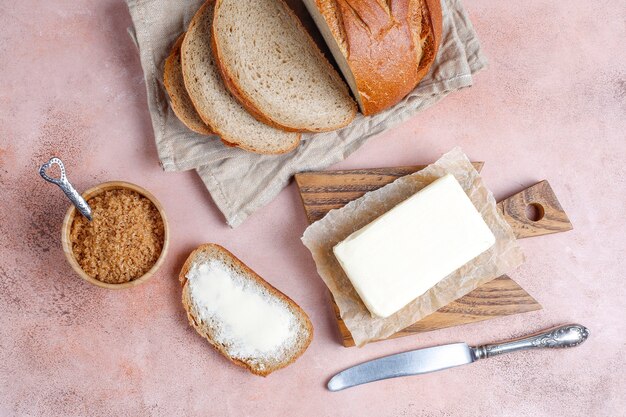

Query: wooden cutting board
<box><xmin>295</xmin><ymin>163</ymin><xmax>573</xmax><ymax>347</ymax></box>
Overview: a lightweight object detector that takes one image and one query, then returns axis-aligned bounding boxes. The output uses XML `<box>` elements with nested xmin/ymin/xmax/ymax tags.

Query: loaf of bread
<box><xmin>181</xmin><ymin>1</ymin><xmax>301</xmax><ymax>154</ymax></box>
<box><xmin>302</xmin><ymin>0</ymin><xmax>443</xmax><ymax>116</ymax></box>
<box><xmin>212</xmin><ymin>0</ymin><xmax>357</xmax><ymax>132</ymax></box>
<box><xmin>163</xmin><ymin>34</ymin><xmax>213</xmax><ymax>136</ymax></box>
<box><xmin>179</xmin><ymin>244</ymin><xmax>313</xmax><ymax>376</ymax></box>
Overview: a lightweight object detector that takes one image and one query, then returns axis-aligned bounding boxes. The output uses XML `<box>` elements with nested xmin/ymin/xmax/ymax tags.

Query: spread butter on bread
<box><xmin>180</xmin><ymin>244</ymin><xmax>313</xmax><ymax>376</ymax></box>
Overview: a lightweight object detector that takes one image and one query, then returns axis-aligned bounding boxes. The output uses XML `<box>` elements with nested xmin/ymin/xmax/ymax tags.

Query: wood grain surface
<box><xmin>497</xmin><ymin>180</ymin><xmax>573</xmax><ymax>238</ymax></box>
<box><xmin>295</xmin><ymin>164</ymin><xmax>573</xmax><ymax>346</ymax></box>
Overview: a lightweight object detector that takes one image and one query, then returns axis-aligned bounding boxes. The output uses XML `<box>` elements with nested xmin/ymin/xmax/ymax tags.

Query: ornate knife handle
<box><xmin>471</xmin><ymin>324</ymin><xmax>589</xmax><ymax>360</ymax></box>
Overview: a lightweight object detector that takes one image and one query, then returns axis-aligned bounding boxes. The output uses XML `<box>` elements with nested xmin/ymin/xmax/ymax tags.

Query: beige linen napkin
<box><xmin>126</xmin><ymin>0</ymin><xmax>487</xmax><ymax>227</ymax></box>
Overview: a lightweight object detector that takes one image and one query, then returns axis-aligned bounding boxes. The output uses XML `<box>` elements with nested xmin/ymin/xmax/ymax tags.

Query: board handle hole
<box><xmin>525</xmin><ymin>203</ymin><xmax>545</xmax><ymax>222</ymax></box>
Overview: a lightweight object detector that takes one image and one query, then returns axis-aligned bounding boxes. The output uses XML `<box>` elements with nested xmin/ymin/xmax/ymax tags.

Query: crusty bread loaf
<box><xmin>212</xmin><ymin>0</ymin><xmax>357</xmax><ymax>133</ymax></box>
<box><xmin>181</xmin><ymin>1</ymin><xmax>301</xmax><ymax>154</ymax></box>
<box><xmin>302</xmin><ymin>0</ymin><xmax>443</xmax><ymax>116</ymax></box>
<box><xmin>163</xmin><ymin>34</ymin><xmax>213</xmax><ymax>135</ymax></box>
<box><xmin>179</xmin><ymin>244</ymin><xmax>313</xmax><ymax>376</ymax></box>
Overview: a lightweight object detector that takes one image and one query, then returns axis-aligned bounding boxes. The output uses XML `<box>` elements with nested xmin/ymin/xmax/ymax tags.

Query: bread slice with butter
<box><xmin>179</xmin><ymin>244</ymin><xmax>313</xmax><ymax>376</ymax></box>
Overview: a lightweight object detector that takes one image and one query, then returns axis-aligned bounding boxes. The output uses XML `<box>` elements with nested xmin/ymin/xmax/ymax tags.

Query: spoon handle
<box><xmin>39</xmin><ymin>157</ymin><xmax>92</xmax><ymax>221</ymax></box>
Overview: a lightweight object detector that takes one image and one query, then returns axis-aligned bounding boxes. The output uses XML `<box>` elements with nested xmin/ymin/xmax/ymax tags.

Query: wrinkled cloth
<box><xmin>126</xmin><ymin>0</ymin><xmax>487</xmax><ymax>227</ymax></box>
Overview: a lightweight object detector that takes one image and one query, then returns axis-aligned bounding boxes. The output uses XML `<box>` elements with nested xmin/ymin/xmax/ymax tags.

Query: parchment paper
<box><xmin>301</xmin><ymin>148</ymin><xmax>525</xmax><ymax>346</ymax></box>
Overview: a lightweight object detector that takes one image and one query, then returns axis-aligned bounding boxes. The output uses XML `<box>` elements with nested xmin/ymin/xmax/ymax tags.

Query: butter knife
<box><xmin>328</xmin><ymin>324</ymin><xmax>589</xmax><ymax>391</ymax></box>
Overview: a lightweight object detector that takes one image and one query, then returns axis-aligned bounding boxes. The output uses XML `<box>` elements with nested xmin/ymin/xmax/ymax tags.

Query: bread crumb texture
<box><xmin>70</xmin><ymin>189</ymin><xmax>164</xmax><ymax>284</ymax></box>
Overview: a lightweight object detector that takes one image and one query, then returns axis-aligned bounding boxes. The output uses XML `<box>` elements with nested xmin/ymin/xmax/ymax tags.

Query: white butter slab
<box><xmin>333</xmin><ymin>174</ymin><xmax>496</xmax><ymax>318</ymax></box>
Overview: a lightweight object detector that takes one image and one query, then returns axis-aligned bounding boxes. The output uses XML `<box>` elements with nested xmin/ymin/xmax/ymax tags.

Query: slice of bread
<box><xmin>179</xmin><ymin>244</ymin><xmax>313</xmax><ymax>376</ymax></box>
<box><xmin>181</xmin><ymin>1</ymin><xmax>300</xmax><ymax>154</ymax></box>
<box><xmin>163</xmin><ymin>34</ymin><xmax>213</xmax><ymax>135</ymax></box>
<box><xmin>212</xmin><ymin>0</ymin><xmax>357</xmax><ymax>133</ymax></box>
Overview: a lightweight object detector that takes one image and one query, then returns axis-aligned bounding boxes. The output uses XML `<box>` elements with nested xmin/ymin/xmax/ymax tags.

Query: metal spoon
<box><xmin>39</xmin><ymin>157</ymin><xmax>92</xmax><ymax>221</ymax></box>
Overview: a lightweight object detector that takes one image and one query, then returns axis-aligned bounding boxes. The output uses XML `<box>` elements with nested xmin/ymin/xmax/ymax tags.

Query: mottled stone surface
<box><xmin>0</xmin><ymin>1</ymin><xmax>624</xmax><ymax>416</ymax></box>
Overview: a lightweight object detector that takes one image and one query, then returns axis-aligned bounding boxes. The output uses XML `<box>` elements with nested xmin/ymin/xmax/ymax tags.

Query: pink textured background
<box><xmin>1</xmin><ymin>1</ymin><xmax>624</xmax><ymax>416</ymax></box>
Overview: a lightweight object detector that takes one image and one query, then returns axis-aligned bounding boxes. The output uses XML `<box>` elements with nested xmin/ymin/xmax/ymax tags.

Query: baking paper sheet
<box><xmin>301</xmin><ymin>148</ymin><xmax>525</xmax><ymax>346</ymax></box>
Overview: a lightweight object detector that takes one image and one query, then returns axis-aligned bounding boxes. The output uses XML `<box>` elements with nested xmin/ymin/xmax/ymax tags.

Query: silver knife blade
<box><xmin>327</xmin><ymin>342</ymin><xmax>474</xmax><ymax>391</ymax></box>
<box><xmin>327</xmin><ymin>324</ymin><xmax>590</xmax><ymax>391</ymax></box>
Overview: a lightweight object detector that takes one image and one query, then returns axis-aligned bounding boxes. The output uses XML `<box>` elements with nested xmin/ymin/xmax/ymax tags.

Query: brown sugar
<box><xmin>70</xmin><ymin>189</ymin><xmax>165</xmax><ymax>284</ymax></box>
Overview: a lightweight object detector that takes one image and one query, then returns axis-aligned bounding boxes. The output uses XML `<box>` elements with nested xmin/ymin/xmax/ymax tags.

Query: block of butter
<box><xmin>333</xmin><ymin>174</ymin><xmax>496</xmax><ymax>318</ymax></box>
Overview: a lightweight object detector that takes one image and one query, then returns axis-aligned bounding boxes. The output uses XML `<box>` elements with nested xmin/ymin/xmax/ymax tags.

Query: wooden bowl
<box><xmin>61</xmin><ymin>181</ymin><xmax>170</xmax><ymax>289</ymax></box>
